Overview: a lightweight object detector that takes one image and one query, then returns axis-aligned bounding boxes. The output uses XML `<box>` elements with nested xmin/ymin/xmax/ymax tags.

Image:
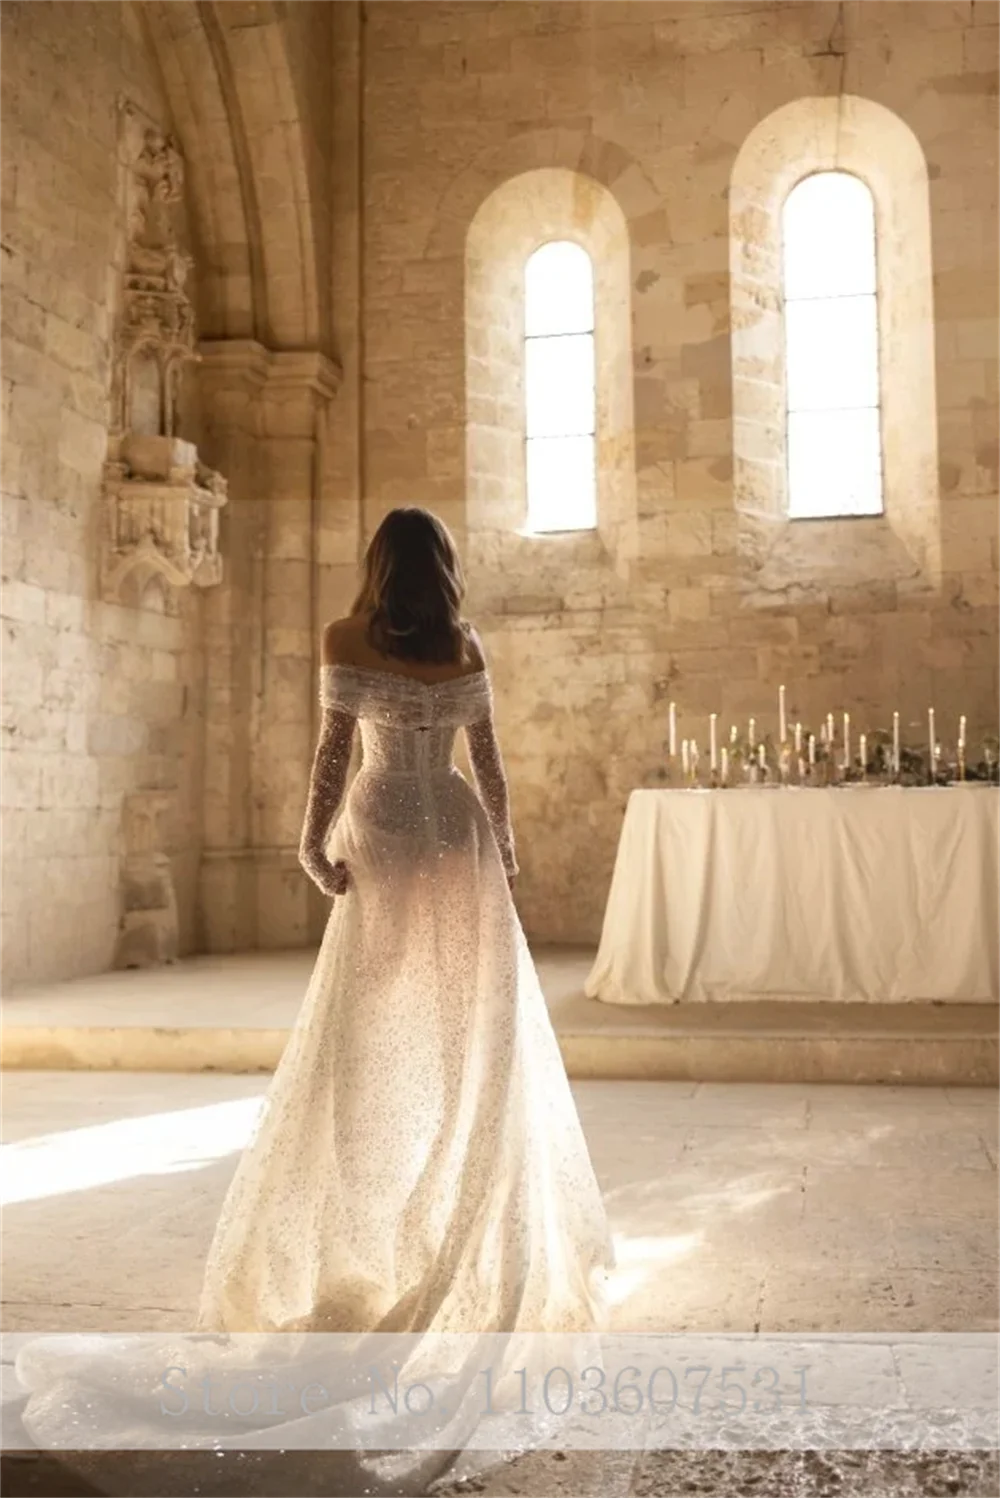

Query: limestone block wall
<box><xmin>1</xmin><ymin>2</ymin><xmax>205</xmax><ymax>983</ymax></box>
<box><xmin>355</xmin><ymin>0</ymin><xmax>1000</xmax><ymax>944</ymax></box>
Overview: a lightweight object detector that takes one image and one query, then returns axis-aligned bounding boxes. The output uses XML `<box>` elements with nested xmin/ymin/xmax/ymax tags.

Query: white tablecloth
<box><xmin>585</xmin><ymin>787</ymin><xmax>1000</xmax><ymax>1005</ymax></box>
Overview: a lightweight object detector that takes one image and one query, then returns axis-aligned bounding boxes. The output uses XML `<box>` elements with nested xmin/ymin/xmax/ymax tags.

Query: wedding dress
<box><xmin>11</xmin><ymin>660</ymin><xmax>616</xmax><ymax>1492</ymax></box>
<box><xmin>197</xmin><ymin>660</ymin><xmax>615</xmax><ymax>1335</ymax></box>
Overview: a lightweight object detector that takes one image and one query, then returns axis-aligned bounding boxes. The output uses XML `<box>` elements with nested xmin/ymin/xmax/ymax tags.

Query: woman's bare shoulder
<box><xmin>460</xmin><ymin>619</ymin><xmax>487</xmax><ymax>672</ymax></box>
<box><xmin>321</xmin><ymin>616</ymin><xmax>366</xmax><ymax>667</ymax></box>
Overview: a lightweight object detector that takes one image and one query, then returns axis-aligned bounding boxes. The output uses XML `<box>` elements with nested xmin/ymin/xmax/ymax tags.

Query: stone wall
<box><xmin>2</xmin><ymin>0</ymin><xmax>997</xmax><ymax>979</ymax></box>
<box><xmin>353</xmin><ymin>0</ymin><xmax>1000</xmax><ymax>944</ymax></box>
<box><xmin>1</xmin><ymin>2</ymin><xmax>205</xmax><ymax>982</ymax></box>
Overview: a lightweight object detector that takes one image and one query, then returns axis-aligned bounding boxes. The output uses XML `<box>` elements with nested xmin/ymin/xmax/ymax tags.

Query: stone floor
<box><xmin>1</xmin><ymin>1445</ymin><xmax>996</xmax><ymax>1498</ymax></box>
<box><xmin>2</xmin><ymin>1072</ymin><xmax>996</xmax><ymax>1335</ymax></box>
<box><xmin>2</xmin><ymin>1072</ymin><xmax>997</xmax><ymax>1494</ymax></box>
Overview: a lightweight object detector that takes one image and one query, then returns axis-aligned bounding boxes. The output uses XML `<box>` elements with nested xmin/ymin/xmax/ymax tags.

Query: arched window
<box><xmin>782</xmin><ymin>171</ymin><xmax>884</xmax><ymax>519</ymax></box>
<box><xmin>524</xmin><ymin>240</ymin><xmax>596</xmax><ymax>533</ymax></box>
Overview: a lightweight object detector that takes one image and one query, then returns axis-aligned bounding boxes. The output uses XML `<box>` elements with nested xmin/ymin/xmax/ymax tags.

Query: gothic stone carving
<box><xmin>102</xmin><ymin>102</ymin><xmax>227</xmax><ymax>601</ymax></box>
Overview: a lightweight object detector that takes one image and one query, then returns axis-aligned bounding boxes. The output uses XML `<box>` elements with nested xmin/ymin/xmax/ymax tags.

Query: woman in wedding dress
<box><xmin>197</xmin><ymin>505</ymin><xmax>614</xmax><ymax>1337</ymax></box>
<box><xmin>13</xmin><ymin>508</ymin><xmax>614</xmax><ymax>1489</ymax></box>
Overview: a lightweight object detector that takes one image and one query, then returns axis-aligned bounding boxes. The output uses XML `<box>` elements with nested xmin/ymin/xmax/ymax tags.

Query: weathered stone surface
<box><xmin>1</xmin><ymin>0</ymin><xmax>997</xmax><ymax>972</ymax></box>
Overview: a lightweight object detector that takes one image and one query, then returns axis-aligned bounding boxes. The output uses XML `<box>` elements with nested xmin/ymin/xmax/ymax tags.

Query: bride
<box><xmin>198</xmin><ymin>505</ymin><xmax>614</xmax><ymax>1336</ymax></box>
<box><xmin>12</xmin><ymin>508</ymin><xmax>614</xmax><ymax>1489</ymax></box>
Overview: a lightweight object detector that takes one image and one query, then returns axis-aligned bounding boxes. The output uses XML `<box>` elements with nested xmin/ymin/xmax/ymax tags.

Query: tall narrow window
<box><xmin>524</xmin><ymin>240</ymin><xmax>596</xmax><ymax>532</ymax></box>
<box><xmin>782</xmin><ymin>171</ymin><xmax>884</xmax><ymax>518</ymax></box>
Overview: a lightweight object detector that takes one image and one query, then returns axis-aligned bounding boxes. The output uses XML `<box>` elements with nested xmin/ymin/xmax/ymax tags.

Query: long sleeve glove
<box><xmin>466</xmin><ymin>712</ymin><xmax>519</xmax><ymax>878</ymax></box>
<box><xmin>298</xmin><ymin>705</ymin><xmax>357</xmax><ymax>896</ymax></box>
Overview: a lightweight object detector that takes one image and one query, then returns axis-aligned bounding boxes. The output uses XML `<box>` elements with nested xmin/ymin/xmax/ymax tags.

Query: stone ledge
<box><xmin>2</xmin><ymin>1002</ymin><xmax>995</xmax><ymax>1087</ymax></box>
<box><xmin>2</xmin><ymin>949</ymin><xmax>995</xmax><ymax>1084</ymax></box>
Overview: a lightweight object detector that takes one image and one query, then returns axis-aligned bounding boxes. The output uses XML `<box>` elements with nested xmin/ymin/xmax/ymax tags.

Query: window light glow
<box><xmin>524</xmin><ymin>240</ymin><xmax>597</xmax><ymax>533</ymax></box>
<box><xmin>782</xmin><ymin>171</ymin><xmax>884</xmax><ymax>519</ymax></box>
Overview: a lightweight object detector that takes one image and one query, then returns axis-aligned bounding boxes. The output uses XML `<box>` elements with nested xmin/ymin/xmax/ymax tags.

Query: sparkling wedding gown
<box><xmin>198</xmin><ymin>661</ymin><xmax>614</xmax><ymax>1335</ymax></box>
<box><xmin>13</xmin><ymin>661</ymin><xmax>614</xmax><ymax>1489</ymax></box>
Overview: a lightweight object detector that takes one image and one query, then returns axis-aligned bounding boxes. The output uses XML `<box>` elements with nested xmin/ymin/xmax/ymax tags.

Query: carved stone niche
<box><xmin>102</xmin><ymin>101</ymin><xmax>227</xmax><ymax>603</ymax></box>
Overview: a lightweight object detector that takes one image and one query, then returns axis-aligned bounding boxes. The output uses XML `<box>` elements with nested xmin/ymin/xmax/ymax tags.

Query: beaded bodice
<box><xmin>298</xmin><ymin>661</ymin><xmax>519</xmax><ymax>889</ymax></box>
<box><xmin>320</xmin><ymin>664</ymin><xmax>491</xmax><ymax>777</ymax></box>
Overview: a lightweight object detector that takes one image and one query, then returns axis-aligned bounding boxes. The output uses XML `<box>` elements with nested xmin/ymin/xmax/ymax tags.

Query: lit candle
<box><xmin>749</xmin><ymin>717</ymin><xmax>756</xmax><ymax>750</ymax></box>
<box><xmin>843</xmin><ymin>712</ymin><xmax>851</xmax><ymax>769</ymax></box>
<box><xmin>826</xmin><ymin>712</ymin><xmax>835</xmax><ymax>745</ymax></box>
<box><xmin>808</xmin><ymin>733</ymin><xmax>816</xmax><ymax>766</ymax></box>
<box><xmin>668</xmin><ymin>701</ymin><xmax>677</xmax><ymax>758</ymax></box>
<box><xmin>928</xmin><ymin>708</ymin><xmax>936</xmax><ymax>777</ymax></box>
<box><xmin>709</xmin><ymin>713</ymin><xmax>718</xmax><ymax>771</ymax></box>
<box><xmin>758</xmin><ymin>743</ymin><xmax>765</xmax><ymax>770</ymax></box>
<box><xmin>779</xmin><ymin>684</ymin><xmax>787</xmax><ymax>745</ymax></box>
<box><xmin>794</xmin><ymin>721</ymin><xmax>802</xmax><ymax>754</ymax></box>
<box><xmin>681</xmin><ymin>738</ymin><xmax>690</xmax><ymax>777</ymax></box>
<box><xmin>958</xmin><ymin>714</ymin><xmax>967</xmax><ymax>750</ymax></box>
<box><xmin>729</xmin><ymin>724</ymin><xmax>738</xmax><ymax>746</ymax></box>
<box><xmin>892</xmin><ymin>711</ymin><xmax>900</xmax><ymax>774</ymax></box>
<box><xmin>859</xmin><ymin>733</ymin><xmax>867</xmax><ymax>774</ymax></box>
<box><xmin>721</xmin><ymin>746</ymin><xmax>729</xmax><ymax>785</ymax></box>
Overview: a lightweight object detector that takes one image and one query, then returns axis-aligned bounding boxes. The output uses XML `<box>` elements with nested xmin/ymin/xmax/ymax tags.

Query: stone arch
<box><xmin>465</xmin><ymin>166</ymin><xmax>637</xmax><ymax>577</ymax></box>
<box><xmin>729</xmin><ymin>94</ymin><xmax>940</xmax><ymax>581</ymax></box>
<box><xmin>425</xmin><ymin>127</ymin><xmax>663</xmax><ymax>262</ymax></box>
<box><xmin>139</xmin><ymin>0</ymin><xmax>329</xmax><ymax>352</ymax></box>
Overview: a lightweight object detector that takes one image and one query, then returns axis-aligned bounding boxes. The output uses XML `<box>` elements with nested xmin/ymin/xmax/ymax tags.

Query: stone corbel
<box><xmin>258</xmin><ymin>349</ymin><xmax>343</xmax><ymax>438</ymax></box>
<box><xmin>101</xmin><ymin>436</ymin><xmax>228</xmax><ymax>599</ymax></box>
<box><xmin>198</xmin><ymin>341</ymin><xmax>342</xmax><ymax>436</ymax></box>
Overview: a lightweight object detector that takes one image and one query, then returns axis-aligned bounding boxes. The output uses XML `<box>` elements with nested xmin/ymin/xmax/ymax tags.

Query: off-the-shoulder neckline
<box><xmin>322</xmin><ymin>662</ymin><xmax>488</xmax><ymax>690</ymax></box>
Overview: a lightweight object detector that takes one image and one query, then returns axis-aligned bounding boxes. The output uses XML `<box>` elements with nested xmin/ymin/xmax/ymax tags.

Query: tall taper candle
<box><xmin>668</xmin><ymin>701</ymin><xmax>677</xmax><ymax>758</ymax></box>
<box><xmin>893</xmin><ymin>711</ymin><xmax>900</xmax><ymax>774</ymax></box>
<box><xmin>794</xmin><ymin>721</ymin><xmax>802</xmax><ymax>754</ymax></box>
<box><xmin>721</xmin><ymin>746</ymin><xmax>729</xmax><ymax>785</ymax></box>
<box><xmin>843</xmin><ymin>712</ymin><xmax>851</xmax><ymax>769</ymax></box>
<box><xmin>709</xmin><ymin>713</ymin><xmax>718</xmax><ymax>771</ymax></box>
<box><xmin>681</xmin><ymin>738</ymin><xmax>690</xmax><ymax>777</ymax></box>
<box><xmin>859</xmin><ymin>733</ymin><xmax>867</xmax><ymax>775</ymax></box>
<box><xmin>758</xmin><ymin>743</ymin><xmax>766</xmax><ymax>770</ymax></box>
<box><xmin>928</xmin><ymin>708</ymin><xmax>935</xmax><ymax>777</ymax></box>
<box><xmin>748</xmin><ymin>717</ymin><xmax>756</xmax><ymax>749</ymax></box>
<box><xmin>826</xmin><ymin>712</ymin><xmax>835</xmax><ymax>745</ymax></box>
<box><xmin>779</xmin><ymin>684</ymin><xmax>787</xmax><ymax>745</ymax></box>
<box><xmin>959</xmin><ymin>714</ymin><xmax>967</xmax><ymax>750</ymax></box>
<box><xmin>808</xmin><ymin>733</ymin><xmax>816</xmax><ymax>766</ymax></box>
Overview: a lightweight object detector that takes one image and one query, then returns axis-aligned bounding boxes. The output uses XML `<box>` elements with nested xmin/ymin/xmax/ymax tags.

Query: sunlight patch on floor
<box><xmin>0</xmin><ymin>1097</ymin><xmax>264</xmax><ymax>1205</ymax></box>
<box><xmin>605</xmin><ymin>1232</ymin><xmax>704</xmax><ymax>1306</ymax></box>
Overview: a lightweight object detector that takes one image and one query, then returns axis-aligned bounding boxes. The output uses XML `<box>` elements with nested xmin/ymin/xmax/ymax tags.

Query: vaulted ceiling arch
<box><xmin>138</xmin><ymin>0</ymin><xmax>331</xmax><ymax>353</ymax></box>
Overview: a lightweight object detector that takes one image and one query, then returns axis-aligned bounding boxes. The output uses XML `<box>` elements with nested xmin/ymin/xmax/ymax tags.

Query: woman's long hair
<box><xmin>351</xmin><ymin>507</ymin><xmax>467</xmax><ymax>663</ymax></box>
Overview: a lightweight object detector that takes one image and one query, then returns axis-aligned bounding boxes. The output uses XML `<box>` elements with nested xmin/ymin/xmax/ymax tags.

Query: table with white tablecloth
<box><xmin>585</xmin><ymin>786</ymin><xmax>1000</xmax><ymax>1006</ymax></box>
